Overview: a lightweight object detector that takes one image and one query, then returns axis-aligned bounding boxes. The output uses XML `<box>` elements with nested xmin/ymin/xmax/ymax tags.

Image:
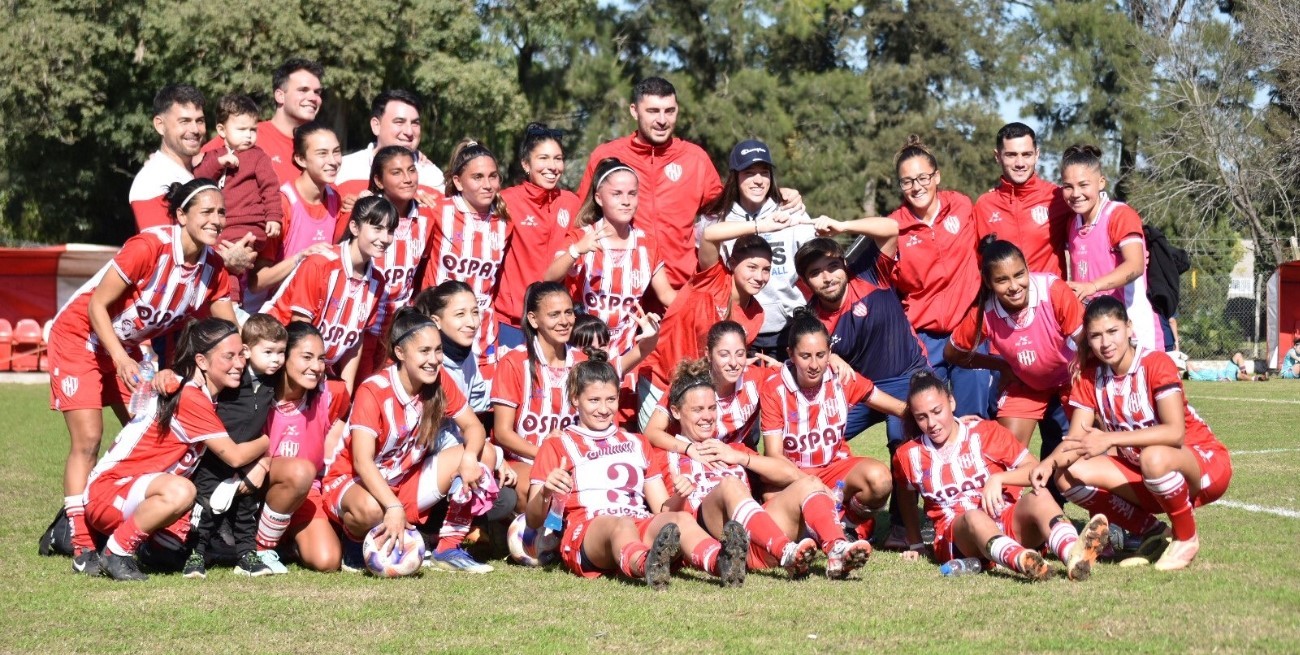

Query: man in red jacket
<box><xmin>973</xmin><ymin>122</ymin><xmax>1073</xmax><ymax>278</ymax></box>
<box><xmin>203</xmin><ymin>59</ymin><xmax>324</xmax><ymax>185</ymax></box>
<box><xmin>577</xmin><ymin>77</ymin><xmax>722</xmax><ymax>290</ymax></box>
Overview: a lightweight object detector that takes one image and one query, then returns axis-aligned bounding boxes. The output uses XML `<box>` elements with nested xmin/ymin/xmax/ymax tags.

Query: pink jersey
<box><xmin>85</xmin><ymin>382</ymin><xmax>229</xmax><ymax>486</ymax></box>
<box><xmin>53</xmin><ymin>226</ymin><xmax>230</xmax><ymax>352</ymax></box>
<box><xmin>949</xmin><ymin>273</ymin><xmax>1083</xmax><ymax>391</ymax></box>
<box><xmin>892</xmin><ymin>419</ymin><xmax>1028</xmax><ymax>527</ymax></box>
<box><xmin>266</xmin><ymin>386</ymin><xmax>348</xmax><ymax>479</ymax></box>
<box><xmin>1070</xmin><ymin>348</ymin><xmax>1224</xmax><ymax>468</ymax></box>
<box><xmin>530</xmin><ymin>425</ymin><xmax>663</xmax><ymax>522</ymax></box>
<box><xmin>278</xmin><ymin>181</ymin><xmax>341</xmax><ymax>261</ymax></box>
<box><xmin>324</xmin><ymin>365</ymin><xmax>469</xmax><ymax>484</ymax></box>
<box><xmin>422</xmin><ymin>195</ymin><xmax>509</xmax><ymax>372</ymax></box>
<box><xmin>263</xmin><ymin>244</ymin><xmax>385</xmax><ymax>367</ymax></box>
<box><xmin>657</xmin><ymin>436</ymin><xmax>753</xmax><ymax>510</ymax></box>
<box><xmin>369</xmin><ymin>202</ymin><xmax>435</xmax><ymax>336</ymax></box>
<box><xmin>760</xmin><ymin>364</ymin><xmax>875</xmax><ymax>468</ymax></box>
<box><xmin>561</xmin><ymin>223</ymin><xmax>663</xmax><ymax>358</ymax></box>
<box><xmin>489</xmin><ymin>347</ymin><xmax>587</xmax><ymax>462</ymax></box>
<box><xmin>652</xmin><ymin>366</ymin><xmax>765</xmax><ymax>445</ymax></box>
<box><xmin>1068</xmin><ymin>196</ymin><xmax>1163</xmax><ymax>350</ymax></box>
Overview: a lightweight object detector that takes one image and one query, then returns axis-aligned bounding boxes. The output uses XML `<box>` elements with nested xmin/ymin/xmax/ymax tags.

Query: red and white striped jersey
<box><xmin>421</xmin><ymin>195</ymin><xmax>509</xmax><ymax>372</ymax></box>
<box><xmin>530</xmin><ymin>424</ymin><xmax>663</xmax><ymax>522</ymax></box>
<box><xmin>656</xmin><ymin>436</ymin><xmax>753</xmax><ymax>510</ymax></box>
<box><xmin>490</xmin><ymin>347</ymin><xmax>587</xmax><ymax>461</ymax></box>
<box><xmin>86</xmin><ymin>382</ymin><xmax>229</xmax><ymax>486</ymax></box>
<box><xmin>1070</xmin><ymin>348</ymin><xmax>1223</xmax><ymax>467</ymax></box>
<box><xmin>54</xmin><ymin>226</ymin><xmax>231</xmax><ymax>352</ymax></box>
<box><xmin>325</xmin><ymin>365</ymin><xmax>469</xmax><ymax>484</ymax></box>
<box><xmin>263</xmin><ymin>243</ymin><xmax>386</xmax><ymax>367</ymax></box>
<box><xmin>561</xmin><ymin>223</ymin><xmax>663</xmax><ymax>357</ymax></box>
<box><xmin>893</xmin><ymin>419</ymin><xmax>1028</xmax><ymax>527</ymax></box>
<box><xmin>760</xmin><ymin>364</ymin><xmax>875</xmax><ymax>468</ymax></box>
<box><xmin>652</xmin><ymin>366</ymin><xmax>766</xmax><ymax>446</ymax></box>
<box><xmin>369</xmin><ymin>201</ymin><xmax>437</xmax><ymax>336</ymax></box>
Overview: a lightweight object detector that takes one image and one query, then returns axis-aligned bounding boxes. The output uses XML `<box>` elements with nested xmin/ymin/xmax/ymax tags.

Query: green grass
<box><xmin>3</xmin><ymin>381</ymin><xmax>1299</xmax><ymax>654</ymax></box>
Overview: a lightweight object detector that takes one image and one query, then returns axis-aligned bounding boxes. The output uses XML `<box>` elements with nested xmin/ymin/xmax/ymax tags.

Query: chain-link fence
<box><xmin>1169</xmin><ymin>239</ymin><xmax>1269</xmax><ymax>362</ymax></box>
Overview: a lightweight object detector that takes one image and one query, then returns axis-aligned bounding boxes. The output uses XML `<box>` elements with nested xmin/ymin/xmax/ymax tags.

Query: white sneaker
<box><xmin>779</xmin><ymin>538</ymin><xmax>818</xmax><ymax>577</ymax></box>
<box><xmin>825</xmin><ymin>539</ymin><xmax>871</xmax><ymax>580</ymax></box>
<box><xmin>1154</xmin><ymin>535</ymin><xmax>1200</xmax><ymax>571</ymax></box>
<box><xmin>258</xmin><ymin>549</ymin><xmax>289</xmax><ymax>574</ymax></box>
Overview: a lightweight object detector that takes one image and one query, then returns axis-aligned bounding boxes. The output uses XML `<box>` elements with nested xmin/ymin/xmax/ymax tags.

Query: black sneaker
<box><xmin>717</xmin><ymin>520</ymin><xmax>748</xmax><ymax>588</ymax></box>
<box><xmin>182</xmin><ymin>551</ymin><xmax>207</xmax><ymax>579</ymax></box>
<box><xmin>341</xmin><ymin>539</ymin><xmax>365</xmax><ymax>574</ymax></box>
<box><xmin>102</xmin><ymin>552</ymin><xmax>148</xmax><ymax>582</ymax></box>
<box><xmin>644</xmin><ymin>523</ymin><xmax>680</xmax><ymax>591</ymax></box>
<box><xmin>39</xmin><ymin>507</ymin><xmax>73</xmax><ymax>557</ymax></box>
<box><xmin>234</xmin><ymin>551</ymin><xmax>272</xmax><ymax>577</ymax></box>
<box><xmin>71</xmin><ymin>549</ymin><xmax>103</xmax><ymax>576</ymax></box>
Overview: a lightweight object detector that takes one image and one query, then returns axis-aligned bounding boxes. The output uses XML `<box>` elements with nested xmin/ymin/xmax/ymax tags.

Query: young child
<box><xmin>1283</xmin><ymin>336</ymin><xmax>1300</xmax><ymax>379</ymax></box>
<box><xmin>183</xmin><ymin>314</ymin><xmax>287</xmax><ymax>578</ymax></box>
<box><xmin>195</xmin><ymin>94</ymin><xmax>284</xmax><ymax>303</ymax></box>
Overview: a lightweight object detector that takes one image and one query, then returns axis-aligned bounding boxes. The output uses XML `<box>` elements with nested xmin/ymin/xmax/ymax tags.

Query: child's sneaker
<box><xmin>644</xmin><ymin>523</ymin><xmax>680</xmax><ymax>591</ymax></box>
<box><xmin>257</xmin><ymin>549</ymin><xmax>289</xmax><ymax>575</ymax></box>
<box><xmin>717</xmin><ymin>520</ymin><xmax>748</xmax><ymax>588</ymax></box>
<box><xmin>780</xmin><ymin>538</ymin><xmax>818</xmax><ymax>578</ymax></box>
<box><xmin>1067</xmin><ymin>514</ymin><xmax>1110</xmax><ymax>581</ymax></box>
<box><xmin>182</xmin><ymin>551</ymin><xmax>207</xmax><ymax>579</ymax></box>
<box><xmin>1154</xmin><ymin>535</ymin><xmax>1200</xmax><ymax>571</ymax></box>
<box><xmin>234</xmin><ymin>551</ymin><xmax>272</xmax><ymax>577</ymax></box>
<box><xmin>826</xmin><ymin>539</ymin><xmax>872</xmax><ymax>580</ymax></box>
<box><xmin>430</xmin><ymin>548</ymin><xmax>494</xmax><ymax>574</ymax></box>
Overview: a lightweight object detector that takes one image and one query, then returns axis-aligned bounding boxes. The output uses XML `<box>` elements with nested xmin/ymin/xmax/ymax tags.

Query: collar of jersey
<box><xmin>568</xmin><ymin>423</ymin><xmax>618</xmax><ymax>442</ymax></box>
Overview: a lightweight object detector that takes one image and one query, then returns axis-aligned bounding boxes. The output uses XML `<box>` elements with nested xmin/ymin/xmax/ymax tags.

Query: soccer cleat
<box><xmin>1015</xmin><ymin>549</ymin><xmax>1052</xmax><ymax>582</ymax></box>
<box><xmin>826</xmin><ymin>539</ymin><xmax>872</xmax><ymax>580</ymax></box>
<box><xmin>341</xmin><ymin>539</ymin><xmax>365</xmax><ymax>573</ymax></box>
<box><xmin>182</xmin><ymin>551</ymin><xmax>207</xmax><ymax>579</ymax></box>
<box><xmin>1067</xmin><ymin>514</ymin><xmax>1110</xmax><ymax>582</ymax></box>
<box><xmin>881</xmin><ymin>524</ymin><xmax>909</xmax><ymax>551</ymax></box>
<box><xmin>39</xmin><ymin>507</ymin><xmax>73</xmax><ymax>557</ymax></box>
<box><xmin>1154</xmin><ymin>535</ymin><xmax>1200</xmax><ymax>571</ymax></box>
<box><xmin>431</xmin><ymin>548</ymin><xmax>494</xmax><ymax>574</ymax></box>
<box><xmin>234</xmin><ymin>551</ymin><xmax>273</xmax><ymax>577</ymax></box>
<box><xmin>717</xmin><ymin>520</ymin><xmax>748</xmax><ymax>588</ymax></box>
<box><xmin>102</xmin><ymin>552</ymin><xmax>148</xmax><ymax>582</ymax></box>
<box><xmin>779</xmin><ymin>538</ymin><xmax>818</xmax><ymax>578</ymax></box>
<box><xmin>257</xmin><ymin>549</ymin><xmax>289</xmax><ymax>575</ymax></box>
<box><xmin>71</xmin><ymin>549</ymin><xmax>103</xmax><ymax>577</ymax></box>
<box><xmin>1119</xmin><ymin>524</ymin><xmax>1172</xmax><ymax>568</ymax></box>
<box><xmin>644</xmin><ymin>523</ymin><xmax>680</xmax><ymax>591</ymax></box>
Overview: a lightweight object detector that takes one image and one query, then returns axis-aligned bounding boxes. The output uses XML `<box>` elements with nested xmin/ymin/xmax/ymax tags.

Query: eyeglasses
<box><xmin>525</xmin><ymin>125</ymin><xmax>565</xmax><ymax>140</ymax></box>
<box><xmin>899</xmin><ymin>173</ymin><xmax>936</xmax><ymax>190</ymax></box>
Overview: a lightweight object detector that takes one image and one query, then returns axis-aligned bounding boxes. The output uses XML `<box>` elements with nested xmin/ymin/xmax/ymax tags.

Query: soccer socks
<box><xmin>618</xmin><ymin>542</ymin><xmax>649</xmax><ymax>578</ymax></box>
<box><xmin>1063</xmin><ymin>484</ymin><xmax>1162</xmax><ymax>534</ymax></box>
<box><xmin>436</xmin><ymin>495</ymin><xmax>475</xmax><ymax>552</ymax></box>
<box><xmin>985</xmin><ymin>535</ymin><xmax>1029</xmax><ymax>574</ymax></box>
<box><xmin>65</xmin><ymin>495</ymin><xmax>93</xmax><ymax>554</ymax></box>
<box><xmin>255</xmin><ymin>507</ymin><xmax>293</xmax><ymax>551</ymax></box>
<box><xmin>105</xmin><ymin>516</ymin><xmax>148</xmax><ymax>557</ymax></box>
<box><xmin>802</xmin><ymin>491</ymin><xmax>848</xmax><ymax>552</ymax></box>
<box><xmin>687</xmin><ymin>539</ymin><xmax>723</xmax><ymax>576</ymax></box>
<box><xmin>1047</xmin><ymin>515</ymin><xmax>1081</xmax><ymax>562</ymax></box>
<box><xmin>1144</xmin><ymin>472</ymin><xmax>1196</xmax><ymax>541</ymax></box>
<box><xmin>732</xmin><ymin>499</ymin><xmax>789</xmax><ymax>558</ymax></box>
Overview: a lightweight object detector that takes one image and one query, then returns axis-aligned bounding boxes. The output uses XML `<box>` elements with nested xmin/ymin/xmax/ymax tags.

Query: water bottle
<box><xmin>939</xmin><ymin>557</ymin><xmax>983</xmax><ymax>577</ymax></box>
<box><xmin>128</xmin><ymin>351</ymin><xmax>157</xmax><ymax>418</ymax></box>
<box><xmin>833</xmin><ymin>481</ymin><xmax>846</xmax><ymax>516</ymax></box>
<box><xmin>543</xmin><ymin>492</ymin><xmax>568</xmax><ymax>532</ymax></box>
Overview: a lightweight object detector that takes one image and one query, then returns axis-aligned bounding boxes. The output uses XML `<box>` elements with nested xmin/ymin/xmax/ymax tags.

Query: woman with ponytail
<box><xmin>420</xmin><ymin>138</ymin><xmax>511</xmax><ymax>383</ymax></box>
<box><xmin>321</xmin><ymin>307</ymin><xmax>498</xmax><ymax>573</ymax></box>
<box><xmin>80</xmin><ymin>318</ymin><xmax>269</xmax><ymax>581</ymax></box>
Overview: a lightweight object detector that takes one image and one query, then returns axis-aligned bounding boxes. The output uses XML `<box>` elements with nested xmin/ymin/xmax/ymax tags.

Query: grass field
<box><xmin>3</xmin><ymin>381</ymin><xmax>1299</xmax><ymax>654</ymax></box>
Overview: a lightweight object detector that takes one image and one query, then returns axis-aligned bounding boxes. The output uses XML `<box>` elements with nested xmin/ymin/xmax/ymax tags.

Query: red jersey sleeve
<box><xmin>203</xmin><ymin>259</ymin><xmax>232</xmax><ymax>307</ymax></box>
<box><xmin>347</xmin><ymin>382</ymin><xmax>385</xmax><ymax>439</ymax></box>
<box><xmin>489</xmin><ymin>353</ymin><xmax>524</xmax><ymax>408</ymax></box>
<box><xmin>529</xmin><ymin>436</ymin><xmax>570</xmax><ymax>486</ymax></box>
<box><xmin>948</xmin><ymin>304</ymin><xmax>983</xmax><ymax>352</ymax></box>
<box><xmin>1141</xmin><ymin>351</ymin><xmax>1184</xmax><ymax>402</ymax></box>
<box><xmin>1107</xmin><ymin>204</ymin><xmax>1145</xmax><ymax>249</ymax></box>
<box><xmin>759</xmin><ymin>377</ymin><xmax>785</xmax><ymax>436</ymax></box>
<box><xmin>272</xmin><ymin>255</ymin><xmax>327</xmax><ymax>321</ymax></box>
<box><xmin>845</xmin><ymin>372</ymin><xmax>876</xmax><ymax>406</ymax></box>
<box><xmin>326</xmin><ymin>387</ymin><xmax>349</xmax><ymax>425</ymax></box>
<box><xmin>701</xmin><ymin>162</ymin><xmax>723</xmax><ymax>208</ymax></box>
<box><xmin>891</xmin><ymin>444</ymin><xmax>919</xmax><ymax>491</ymax></box>
<box><xmin>1048</xmin><ymin>278</ymin><xmax>1085</xmax><ymax>337</ymax></box>
<box><xmin>976</xmin><ymin>420</ymin><xmax>1030</xmax><ymax>470</ymax></box>
<box><xmin>440</xmin><ymin>369</ymin><xmax>469</xmax><ymax>419</ymax></box>
<box><xmin>173</xmin><ymin>385</ymin><xmax>230</xmax><ymax>444</ymax></box>
<box><xmin>109</xmin><ymin>233</ymin><xmax>163</xmax><ymax>289</ymax></box>
<box><xmin>1068</xmin><ymin>366</ymin><xmax>1101</xmax><ymax>412</ymax></box>
<box><xmin>638</xmin><ymin>433</ymin><xmax>665</xmax><ymax>481</ymax></box>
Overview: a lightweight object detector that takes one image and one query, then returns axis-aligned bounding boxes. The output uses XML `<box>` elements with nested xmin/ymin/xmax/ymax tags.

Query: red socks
<box><xmin>1063</xmin><ymin>484</ymin><xmax>1162</xmax><ymax>534</ymax></box>
<box><xmin>1047</xmin><ymin>516</ymin><xmax>1080</xmax><ymax>561</ymax></box>
<box><xmin>256</xmin><ymin>507</ymin><xmax>293</xmax><ymax>551</ymax></box>
<box><xmin>732</xmin><ymin>499</ymin><xmax>789</xmax><ymax>559</ymax></box>
<box><xmin>105</xmin><ymin>516</ymin><xmax>148</xmax><ymax>557</ymax></box>
<box><xmin>618</xmin><ymin>542</ymin><xmax>649</xmax><ymax>578</ymax></box>
<box><xmin>986</xmin><ymin>535</ymin><xmax>1029</xmax><ymax>573</ymax></box>
<box><xmin>65</xmin><ymin>495</ymin><xmax>94</xmax><ymax>555</ymax></box>
<box><xmin>436</xmin><ymin>497</ymin><xmax>474</xmax><ymax>552</ymax></box>
<box><xmin>1144</xmin><ymin>472</ymin><xmax>1196</xmax><ymax>540</ymax></box>
<box><xmin>801</xmin><ymin>491</ymin><xmax>847</xmax><ymax>552</ymax></box>
<box><xmin>687</xmin><ymin>539</ymin><xmax>722</xmax><ymax>575</ymax></box>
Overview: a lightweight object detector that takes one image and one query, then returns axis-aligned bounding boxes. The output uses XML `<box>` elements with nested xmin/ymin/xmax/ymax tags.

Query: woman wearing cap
<box><xmin>697</xmin><ymin>140</ymin><xmax>815</xmax><ymax>359</ymax></box>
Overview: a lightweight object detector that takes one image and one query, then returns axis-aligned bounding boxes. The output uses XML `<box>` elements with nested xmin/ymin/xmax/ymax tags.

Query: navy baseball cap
<box><xmin>728</xmin><ymin>139</ymin><xmax>774</xmax><ymax>172</ymax></box>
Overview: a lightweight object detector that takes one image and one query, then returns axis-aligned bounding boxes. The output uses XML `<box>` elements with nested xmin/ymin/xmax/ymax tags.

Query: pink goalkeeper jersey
<box><xmin>279</xmin><ymin>182</ymin><xmax>340</xmax><ymax>261</ymax></box>
<box><xmin>1067</xmin><ymin>196</ymin><xmax>1163</xmax><ymax>351</ymax></box>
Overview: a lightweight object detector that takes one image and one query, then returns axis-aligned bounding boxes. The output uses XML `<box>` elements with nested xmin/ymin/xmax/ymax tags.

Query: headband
<box><xmin>391</xmin><ymin>319</ymin><xmax>437</xmax><ymax>349</ymax></box>
<box><xmin>200</xmin><ymin>323</ymin><xmax>240</xmax><ymax>353</ymax></box>
<box><xmin>595</xmin><ymin>165</ymin><xmax>637</xmax><ymax>190</ymax></box>
<box><xmin>180</xmin><ymin>184</ymin><xmax>220</xmax><ymax>211</ymax></box>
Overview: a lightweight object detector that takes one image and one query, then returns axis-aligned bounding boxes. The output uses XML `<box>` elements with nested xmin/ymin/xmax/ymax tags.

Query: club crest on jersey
<box><xmin>557</xmin><ymin>209</ymin><xmax>571</xmax><ymax>228</ymax></box>
<box><xmin>630</xmin><ymin>270</ymin><xmax>642</xmax><ymax>288</ymax></box>
<box><xmin>853</xmin><ymin>302</ymin><xmax>869</xmax><ymax>318</ymax></box>
<box><xmin>958</xmin><ymin>453</ymin><xmax>976</xmax><ymax>469</ymax></box>
<box><xmin>61</xmin><ymin>375</ymin><xmax>79</xmax><ymax>398</ymax></box>
<box><xmin>787</xmin><ymin>410</ymin><xmax>800</xmax><ymax>422</ymax></box>
<box><xmin>1017</xmin><ymin>350</ymin><xmax>1037</xmax><ymax>367</ymax></box>
<box><xmin>664</xmin><ymin>163</ymin><xmax>683</xmax><ymax>182</ymax></box>
<box><xmin>1076</xmin><ymin>261</ymin><xmax>1089</xmax><ymax>278</ymax></box>
<box><xmin>943</xmin><ymin>215</ymin><xmax>961</xmax><ymax>235</ymax></box>
<box><xmin>1032</xmin><ymin>206</ymin><xmax>1049</xmax><ymax>226</ymax></box>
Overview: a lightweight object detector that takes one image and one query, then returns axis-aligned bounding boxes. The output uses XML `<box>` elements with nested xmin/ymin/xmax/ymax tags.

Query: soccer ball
<box><xmin>506</xmin><ymin>513</ymin><xmax>558</xmax><ymax>566</ymax></box>
<box><xmin>362</xmin><ymin>525</ymin><xmax>425</xmax><ymax>577</ymax></box>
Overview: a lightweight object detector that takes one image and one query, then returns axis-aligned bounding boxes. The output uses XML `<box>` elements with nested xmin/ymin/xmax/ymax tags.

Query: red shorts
<box><xmin>322</xmin><ymin>466</ymin><xmax>436</xmax><ymax>534</ymax></box>
<box><xmin>560</xmin><ymin>513</ymin><xmax>656</xmax><ymax>579</ymax></box>
<box><xmin>47</xmin><ymin>325</ymin><xmax>139</xmax><ymax>412</ymax></box>
<box><xmin>931</xmin><ymin>499</ymin><xmax>1020</xmax><ymax>564</ymax></box>
<box><xmin>84</xmin><ymin>472</ymin><xmax>191</xmax><ymax>543</ymax></box>
<box><xmin>355</xmin><ymin>332</ymin><xmax>392</xmax><ymax>385</ymax></box>
<box><xmin>996</xmin><ymin>379</ymin><xmax>1069</xmax><ymax>421</ymax></box>
<box><xmin>1110</xmin><ymin>445</ymin><xmax>1233</xmax><ymax>509</ymax></box>
<box><xmin>801</xmin><ymin>456</ymin><xmax>867</xmax><ymax>490</ymax></box>
<box><xmin>289</xmin><ymin>482</ymin><xmax>329</xmax><ymax>529</ymax></box>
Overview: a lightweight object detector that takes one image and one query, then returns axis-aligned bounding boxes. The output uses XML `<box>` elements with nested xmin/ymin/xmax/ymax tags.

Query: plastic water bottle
<box><xmin>128</xmin><ymin>351</ymin><xmax>157</xmax><ymax>417</ymax></box>
<box><xmin>833</xmin><ymin>480</ymin><xmax>846</xmax><ymax>516</ymax></box>
<box><xmin>939</xmin><ymin>557</ymin><xmax>983</xmax><ymax>577</ymax></box>
<box><xmin>543</xmin><ymin>492</ymin><xmax>568</xmax><ymax>532</ymax></box>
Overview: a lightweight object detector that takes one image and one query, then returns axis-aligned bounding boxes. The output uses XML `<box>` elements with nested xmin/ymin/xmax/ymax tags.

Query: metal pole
<box><xmin>1254</xmin><ymin>272</ymin><xmax>1263</xmax><ymax>359</ymax></box>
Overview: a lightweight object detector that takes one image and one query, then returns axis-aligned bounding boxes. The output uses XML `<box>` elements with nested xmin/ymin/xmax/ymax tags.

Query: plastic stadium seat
<box><xmin>12</xmin><ymin>318</ymin><xmax>43</xmax><ymax>372</ymax></box>
<box><xmin>0</xmin><ymin>319</ymin><xmax>11</xmax><ymax>372</ymax></box>
<box><xmin>39</xmin><ymin>320</ymin><xmax>53</xmax><ymax>371</ymax></box>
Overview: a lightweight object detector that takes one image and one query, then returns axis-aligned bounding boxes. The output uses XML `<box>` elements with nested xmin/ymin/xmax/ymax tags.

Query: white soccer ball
<box><xmin>362</xmin><ymin>525</ymin><xmax>425</xmax><ymax>577</ymax></box>
<box><xmin>506</xmin><ymin>513</ymin><xmax>558</xmax><ymax>566</ymax></box>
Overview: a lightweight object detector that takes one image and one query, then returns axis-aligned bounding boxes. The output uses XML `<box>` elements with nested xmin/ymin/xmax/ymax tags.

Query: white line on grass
<box><xmin>1214</xmin><ymin>499</ymin><xmax>1300</xmax><ymax>519</ymax></box>
<box><xmin>1190</xmin><ymin>395</ymin><xmax>1300</xmax><ymax>405</ymax></box>
<box><xmin>1231</xmin><ymin>448</ymin><xmax>1300</xmax><ymax>455</ymax></box>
